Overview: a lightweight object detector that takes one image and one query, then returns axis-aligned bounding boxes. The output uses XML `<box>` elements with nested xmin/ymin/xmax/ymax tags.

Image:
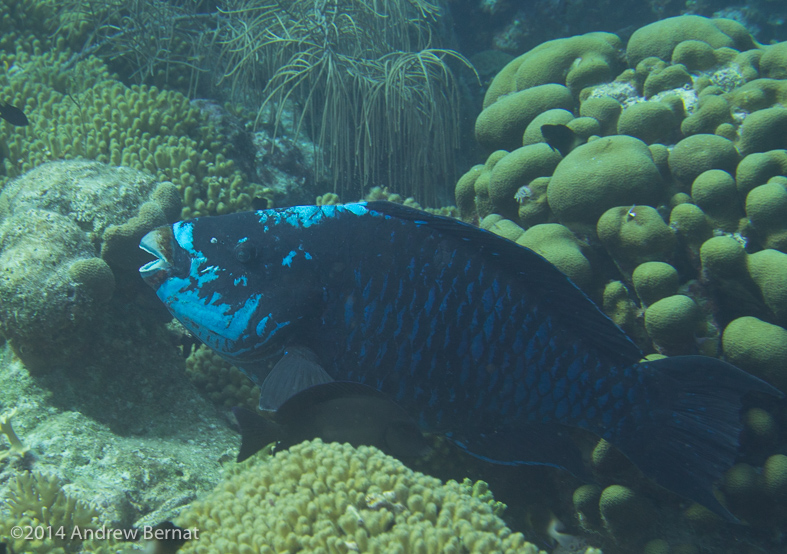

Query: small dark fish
<box><xmin>145</xmin><ymin>521</ymin><xmax>190</xmax><ymax>554</ymax></box>
<box><xmin>178</xmin><ymin>332</ymin><xmax>200</xmax><ymax>359</ymax></box>
<box><xmin>251</xmin><ymin>196</ymin><xmax>268</xmax><ymax>210</ymax></box>
<box><xmin>540</xmin><ymin>123</ymin><xmax>577</xmax><ymax>156</ymax></box>
<box><xmin>0</xmin><ymin>103</ymin><xmax>29</xmax><ymax>126</ymax></box>
<box><xmin>139</xmin><ymin>201</ymin><xmax>781</xmax><ymax>520</ymax></box>
<box><xmin>233</xmin><ymin>353</ymin><xmax>431</xmax><ymax>462</ymax></box>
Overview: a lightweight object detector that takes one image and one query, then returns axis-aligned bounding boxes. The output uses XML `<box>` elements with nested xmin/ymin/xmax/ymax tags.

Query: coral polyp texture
<box><xmin>458</xmin><ymin>13</ymin><xmax>787</xmax><ymax>547</ymax></box>
<box><xmin>0</xmin><ymin>46</ymin><xmax>257</xmax><ymax>219</ymax></box>
<box><xmin>0</xmin><ymin>471</ymin><xmax>101</xmax><ymax>553</ymax></box>
<box><xmin>175</xmin><ymin>439</ymin><xmax>537</xmax><ymax>554</ymax></box>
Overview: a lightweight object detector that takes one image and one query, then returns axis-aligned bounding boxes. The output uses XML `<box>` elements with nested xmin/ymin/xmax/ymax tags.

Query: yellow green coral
<box><xmin>0</xmin><ymin>408</ymin><xmax>29</xmax><ymax>459</ymax></box>
<box><xmin>185</xmin><ymin>345</ymin><xmax>259</xmax><ymax>410</ymax></box>
<box><xmin>455</xmin><ymin>14</ymin><xmax>787</xmax><ymax>543</ymax></box>
<box><xmin>0</xmin><ymin>47</ymin><xmax>257</xmax><ymax>218</ymax></box>
<box><xmin>175</xmin><ymin>439</ymin><xmax>538</xmax><ymax>554</ymax></box>
<box><xmin>0</xmin><ymin>471</ymin><xmax>101</xmax><ymax>553</ymax></box>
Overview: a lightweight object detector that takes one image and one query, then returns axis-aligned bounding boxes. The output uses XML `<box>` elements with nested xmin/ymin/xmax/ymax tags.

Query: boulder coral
<box><xmin>625</xmin><ymin>15</ymin><xmax>754</xmax><ymax>67</ymax></box>
<box><xmin>456</xmin><ymin>13</ymin><xmax>787</xmax><ymax>542</ymax></box>
<box><xmin>547</xmin><ymin>135</ymin><xmax>664</xmax><ymax>231</ymax></box>
<box><xmin>0</xmin><ymin>160</ymin><xmax>180</xmax><ymax>370</ymax></box>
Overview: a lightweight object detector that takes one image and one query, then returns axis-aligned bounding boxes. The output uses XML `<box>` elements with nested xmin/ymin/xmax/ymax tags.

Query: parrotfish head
<box><xmin>138</xmin><ymin>209</ymin><xmax>325</xmax><ymax>371</ymax></box>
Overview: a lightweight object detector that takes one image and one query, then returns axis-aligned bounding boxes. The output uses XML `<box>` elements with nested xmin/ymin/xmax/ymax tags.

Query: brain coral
<box><xmin>0</xmin><ymin>160</ymin><xmax>180</xmax><ymax>370</ymax></box>
<box><xmin>175</xmin><ymin>439</ymin><xmax>536</xmax><ymax>554</ymax></box>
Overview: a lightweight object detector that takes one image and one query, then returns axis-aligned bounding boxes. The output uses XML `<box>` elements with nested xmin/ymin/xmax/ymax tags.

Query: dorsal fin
<box><xmin>363</xmin><ymin>201</ymin><xmax>643</xmax><ymax>364</ymax></box>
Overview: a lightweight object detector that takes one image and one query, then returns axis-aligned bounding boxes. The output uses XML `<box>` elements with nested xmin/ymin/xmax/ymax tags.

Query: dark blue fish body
<box><xmin>140</xmin><ymin>201</ymin><xmax>779</xmax><ymax>519</ymax></box>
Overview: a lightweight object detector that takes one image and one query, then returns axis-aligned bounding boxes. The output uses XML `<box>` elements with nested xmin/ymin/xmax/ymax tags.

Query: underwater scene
<box><xmin>2</xmin><ymin>0</ymin><xmax>787</xmax><ymax>553</ymax></box>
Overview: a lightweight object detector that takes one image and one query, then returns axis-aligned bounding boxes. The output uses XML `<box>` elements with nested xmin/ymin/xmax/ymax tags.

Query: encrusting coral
<box><xmin>175</xmin><ymin>439</ymin><xmax>539</xmax><ymax>554</ymax></box>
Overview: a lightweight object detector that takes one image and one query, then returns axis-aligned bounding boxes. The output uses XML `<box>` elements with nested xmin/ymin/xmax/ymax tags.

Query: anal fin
<box><xmin>447</xmin><ymin>422</ymin><xmax>591</xmax><ymax>481</ymax></box>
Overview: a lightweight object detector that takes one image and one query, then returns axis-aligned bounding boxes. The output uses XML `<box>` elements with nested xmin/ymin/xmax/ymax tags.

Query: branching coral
<box><xmin>0</xmin><ymin>408</ymin><xmax>29</xmax><ymax>460</ymax></box>
<box><xmin>0</xmin><ymin>471</ymin><xmax>100</xmax><ymax>553</ymax></box>
<box><xmin>175</xmin><ymin>439</ymin><xmax>537</xmax><ymax>553</ymax></box>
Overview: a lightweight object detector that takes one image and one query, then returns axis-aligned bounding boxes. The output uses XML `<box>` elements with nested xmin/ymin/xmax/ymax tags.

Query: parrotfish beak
<box><xmin>139</xmin><ymin>226</ymin><xmax>176</xmax><ymax>287</ymax></box>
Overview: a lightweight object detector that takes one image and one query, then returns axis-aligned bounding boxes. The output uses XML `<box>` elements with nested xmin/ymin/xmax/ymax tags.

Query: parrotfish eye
<box><xmin>234</xmin><ymin>242</ymin><xmax>256</xmax><ymax>264</ymax></box>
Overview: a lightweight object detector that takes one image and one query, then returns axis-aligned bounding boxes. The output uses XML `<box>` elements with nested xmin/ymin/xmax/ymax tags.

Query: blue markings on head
<box><xmin>256</xmin><ymin>203</ymin><xmax>373</xmax><ymax>230</ymax></box>
<box><xmin>255</xmin><ymin>314</ymin><xmax>291</xmax><ymax>346</ymax></box>
<box><xmin>173</xmin><ymin>220</ymin><xmax>196</xmax><ymax>252</ymax></box>
<box><xmin>157</xmin><ymin>273</ymin><xmax>262</xmax><ymax>359</ymax></box>
<box><xmin>198</xmin><ymin>265</ymin><xmax>220</xmax><ymax>284</ymax></box>
<box><xmin>282</xmin><ymin>250</ymin><xmax>297</xmax><ymax>267</ymax></box>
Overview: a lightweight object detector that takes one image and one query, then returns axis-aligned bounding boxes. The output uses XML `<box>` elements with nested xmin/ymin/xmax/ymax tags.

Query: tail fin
<box><xmin>612</xmin><ymin>356</ymin><xmax>781</xmax><ymax>520</ymax></box>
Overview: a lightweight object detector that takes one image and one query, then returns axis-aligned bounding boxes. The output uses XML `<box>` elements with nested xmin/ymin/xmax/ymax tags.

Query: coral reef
<box><xmin>457</xmin><ymin>13</ymin><xmax>787</xmax><ymax>551</ymax></box>
<box><xmin>0</xmin><ymin>160</ymin><xmax>179</xmax><ymax>370</ymax></box>
<box><xmin>216</xmin><ymin>0</ymin><xmax>470</xmax><ymax>204</ymax></box>
<box><xmin>0</xmin><ymin>470</ymin><xmax>101</xmax><ymax>553</ymax></box>
<box><xmin>0</xmin><ymin>46</ymin><xmax>256</xmax><ymax>219</ymax></box>
<box><xmin>185</xmin><ymin>345</ymin><xmax>259</xmax><ymax>411</ymax></box>
<box><xmin>175</xmin><ymin>438</ymin><xmax>537</xmax><ymax>554</ymax></box>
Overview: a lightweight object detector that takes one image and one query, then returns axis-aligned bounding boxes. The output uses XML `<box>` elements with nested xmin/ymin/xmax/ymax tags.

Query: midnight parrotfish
<box><xmin>139</xmin><ymin>201</ymin><xmax>780</xmax><ymax>520</ymax></box>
